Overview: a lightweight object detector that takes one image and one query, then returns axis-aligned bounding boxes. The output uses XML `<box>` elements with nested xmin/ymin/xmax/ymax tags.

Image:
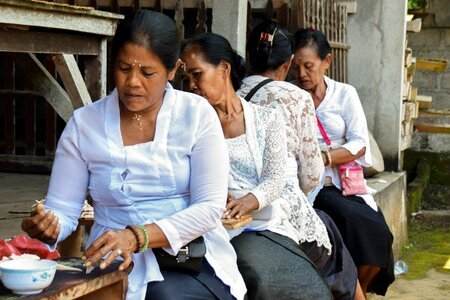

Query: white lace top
<box><xmin>227</xmin><ymin>99</ymin><xmax>331</xmax><ymax>252</ymax></box>
<box><xmin>237</xmin><ymin>75</ymin><xmax>324</xmax><ymax>194</ymax></box>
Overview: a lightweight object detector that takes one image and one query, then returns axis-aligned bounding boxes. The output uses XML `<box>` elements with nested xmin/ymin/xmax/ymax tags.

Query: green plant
<box><xmin>408</xmin><ymin>0</ymin><xmax>427</xmax><ymax>10</ymax></box>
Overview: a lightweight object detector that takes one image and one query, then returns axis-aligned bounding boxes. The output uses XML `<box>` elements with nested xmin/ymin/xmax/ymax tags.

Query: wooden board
<box><xmin>416</xmin><ymin>95</ymin><xmax>432</xmax><ymax>109</ymax></box>
<box><xmin>402</xmin><ymin>81</ymin><xmax>411</xmax><ymax>100</ymax></box>
<box><xmin>221</xmin><ymin>215</ymin><xmax>253</xmax><ymax>229</ymax></box>
<box><xmin>405</xmin><ymin>48</ymin><xmax>413</xmax><ymax>67</ymax></box>
<box><xmin>402</xmin><ymin>102</ymin><xmax>418</xmax><ymax>122</ymax></box>
<box><xmin>410</xmin><ymin>86</ymin><xmax>418</xmax><ymax>101</ymax></box>
<box><xmin>53</xmin><ymin>54</ymin><xmax>92</xmax><ymax>109</ymax></box>
<box><xmin>400</xmin><ymin>132</ymin><xmax>412</xmax><ymax>151</ymax></box>
<box><xmin>418</xmin><ymin>108</ymin><xmax>450</xmax><ymax>118</ymax></box>
<box><xmin>0</xmin><ymin>30</ymin><xmax>101</xmax><ymax>55</ymax></box>
<box><xmin>407</xmin><ymin>18</ymin><xmax>422</xmax><ymax>32</ymax></box>
<box><xmin>416</xmin><ymin>58</ymin><xmax>448</xmax><ymax>73</ymax></box>
<box><xmin>414</xmin><ymin>123</ymin><xmax>450</xmax><ymax>134</ymax></box>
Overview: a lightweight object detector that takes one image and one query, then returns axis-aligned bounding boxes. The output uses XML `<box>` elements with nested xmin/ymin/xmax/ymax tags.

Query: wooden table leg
<box><xmin>58</xmin><ymin>224</ymin><xmax>83</xmax><ymax>257</ymax></box>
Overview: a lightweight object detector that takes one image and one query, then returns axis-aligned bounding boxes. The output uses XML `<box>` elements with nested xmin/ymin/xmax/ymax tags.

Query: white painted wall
<box><xmin>212</xmin><ymin>0</ymin><xmax>247</xmax><ymax>57</ymax></box>
<box><xmin>347</xmin><ymin>0</ymin><xmax>408</xmax><ymax>170</ymax></box>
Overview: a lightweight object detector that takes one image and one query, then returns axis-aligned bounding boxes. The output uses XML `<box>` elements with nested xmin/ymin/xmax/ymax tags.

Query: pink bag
<box><xmin>339</xmin><ymin>161</ymin><xmax>367</xmax><ymax>196</ymax></box>
<box><xmin>316</xmin><ymin>116</ymin><xmax>367</xmax><ymax>196</ymax></box>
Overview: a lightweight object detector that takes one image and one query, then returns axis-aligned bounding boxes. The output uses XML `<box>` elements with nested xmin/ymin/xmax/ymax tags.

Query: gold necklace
<box><xmin>219</xmin><ymin>101</ymin><xmax>242</xmax><ymax>118</ymax></box>
<box><xmin>132</xmin><ymin>113</ymin><xmax>144</xmax><ymax>131</ymax></box>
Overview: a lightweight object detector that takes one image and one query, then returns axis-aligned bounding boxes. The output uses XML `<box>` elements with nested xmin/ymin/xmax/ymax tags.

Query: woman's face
<box><xmin>114</xmin><ymin>42</ymin><xmax>177</xmax><ymax>113</ymax></box>
<box><xmin>180</xmin><ymin>47</ymin><xmax>227</xmax><ymax>106</ymax></box>
<box><xmin>292</xmin><ymin>46</ymin><xmax>331</xmax><ymax>91</ymax></box>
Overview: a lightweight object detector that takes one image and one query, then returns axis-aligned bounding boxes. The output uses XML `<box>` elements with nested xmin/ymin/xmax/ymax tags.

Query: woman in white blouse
<box><xmin>21</xmin><ymin>10</ymin><xmax>246</xmax><ymax>300</ymax></box>
<box><xmin>292</xmin><ymin>28</ymin><xmax>394</xmax><ymax>298</ymax></box>
<box><xmin>181</xmin><ymin>33</ymin><xmax>331</xmax><ymax>300</ymax></box>
<box><xmin>237</xmin><ymin>20</ymin><xmax>363</xmax><ymax>300</ymax></box>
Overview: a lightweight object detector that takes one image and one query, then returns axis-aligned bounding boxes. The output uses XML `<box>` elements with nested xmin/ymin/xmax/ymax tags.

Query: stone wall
<box><xmin>408</xmin><ymin>0</ymin><xmax>450</xmax><ymax>153</ymax></box>
<box><xmin>367</xmin><ymin>172</ymin><xmax>408</xmax><ymax>260</ymax></box>
<box><xmin>408</xmin><ymin>1</ymin><xmax>450</xmax><ymax>111</ymax></box>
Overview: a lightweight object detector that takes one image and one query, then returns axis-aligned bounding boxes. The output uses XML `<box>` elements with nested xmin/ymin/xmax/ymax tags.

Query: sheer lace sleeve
<box><xmin>251</xmin><ymin>108</ymin><xmax>287</xmax><ymax>210</ymax></box>
<box><xmin>295</xmin><ymin>91</ymin><xmax>324</xmax><ymax>193</ymax></box>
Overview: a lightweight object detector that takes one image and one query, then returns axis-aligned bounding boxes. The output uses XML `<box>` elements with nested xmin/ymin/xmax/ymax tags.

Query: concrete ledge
<box><xmin>367</xmin><ymin>171</ymin><xmax>408</xmax><ymax>260</ymax></box>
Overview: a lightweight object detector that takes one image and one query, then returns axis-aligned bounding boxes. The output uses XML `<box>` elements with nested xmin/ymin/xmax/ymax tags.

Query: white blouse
<box><xmin>313</xmin><ymin>76</ymin><xmax>377</xmax><ymax>211</ymax></box>
<box><xmin>44</xmin><ymin>84</ymin><xmax>247</xmax><ymax>300</ymax></box>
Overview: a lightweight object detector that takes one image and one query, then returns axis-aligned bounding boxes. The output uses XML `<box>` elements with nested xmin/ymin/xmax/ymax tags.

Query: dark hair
<box><xmin>294</xmin><ymin>28</ymin><xmax>331</xmax><ymax>60</ymax></box>
<box><xmin>181</xmin><ymin>33</ymin><xmax>246</xmax><ymax>91</ymax></box>
<box><xmin>111</xmin><ymin>10</ymin><xmax>180</xmax><ymax>70</ymax></box>
<box><xmin>246</xmin><ymin>20</ymin><xmax>293</xmax><ymax>73</ymax></box>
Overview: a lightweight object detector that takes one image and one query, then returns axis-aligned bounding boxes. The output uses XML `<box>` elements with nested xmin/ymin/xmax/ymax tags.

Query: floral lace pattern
<box><xmin>282</xmin><ymin>178</ymin><xmax>331</xmax><ymax>252</ymax></box>
<box><xmin>227</xmin><ymin>105</ymin><xmax>286</xmax><ymax>209</ymax></box>
<box><xmin>237</xmin><ymin>76</ymin><xmax>331</xmax><ymax>252</ymax></box>
<box><xmin>237</xmin><ymin>75</ymin><xmax>324</xmax><ymax>194</ymax></box>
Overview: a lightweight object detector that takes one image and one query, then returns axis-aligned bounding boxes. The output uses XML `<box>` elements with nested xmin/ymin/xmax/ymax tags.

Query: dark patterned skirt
<box><xmin>300</xmin><ymin>209</ymin><xmax>358</xmax><ymax>300</ymax></box>
<box><xmin>231</xmin><ymin>231</ymin><xmax>332</xmax><ymax>300</ymax></box>
<box><xmin>313</xmin><ymin>186</ymin><xmax>395</xmax><ymax>295</ymax></box>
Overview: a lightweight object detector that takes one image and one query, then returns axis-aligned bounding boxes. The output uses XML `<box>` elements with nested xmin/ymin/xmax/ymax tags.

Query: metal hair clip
<box><xmin>257</xmin><ymin>29</ymin><xmax>276</xmax><ymax>53</ymax></box>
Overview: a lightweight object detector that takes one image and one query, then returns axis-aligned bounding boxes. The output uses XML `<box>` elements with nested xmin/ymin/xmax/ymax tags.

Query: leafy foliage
<box><xmin>408</xmin><ymin>0</ymin><xmax>427</xmax><ymax>10</ymax></box>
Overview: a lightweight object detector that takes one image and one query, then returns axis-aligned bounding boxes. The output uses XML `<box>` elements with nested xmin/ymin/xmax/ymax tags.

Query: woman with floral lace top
<box><xmin>236</xmin><ymin>21</ymin><xmax>365</xmax><ymax>300</ymax></box>
<box><xmin>181</xmin><ymin>32</ymin><xmax>332</xmax><ymax>300</ymax></box>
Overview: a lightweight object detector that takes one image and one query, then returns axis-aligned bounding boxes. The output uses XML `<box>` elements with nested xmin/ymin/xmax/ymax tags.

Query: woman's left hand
<box><xmin>82</xmin><ymin>229</ymin><xmax>137</xmax><ymax>271</ymax></box>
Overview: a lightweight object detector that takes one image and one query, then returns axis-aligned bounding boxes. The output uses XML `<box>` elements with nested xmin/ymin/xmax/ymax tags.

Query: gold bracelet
<box><xmin>322</xmin><ymin>150</ymin><xmax>332</xmax><ymax>167</ymax></box>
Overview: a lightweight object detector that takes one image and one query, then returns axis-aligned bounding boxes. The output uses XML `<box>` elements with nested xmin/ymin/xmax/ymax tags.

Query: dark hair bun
<box><xmin>247</xmin><ymin>19</ymin><xmax>293</xmax><ymax>73</ymax></box>
<box><xmin>294</xmin><ymin>28</ymin><xmax>331</xmax><ymax>60</ymax></box>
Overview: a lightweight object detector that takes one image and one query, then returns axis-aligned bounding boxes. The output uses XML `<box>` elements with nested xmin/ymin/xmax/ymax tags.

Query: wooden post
<box><xmin>53</xmin><ymin>54</ymin><xmax>93</xmax><ymax>109</ymax></box>
<box><xmin>2</xmin><ymin>54</ymin><xmax>15</xmax><ymax>154</ymax></box>
<box><xmin>25</xmin><ymin>95</ymin><xmax>36</xmax><ymax>155</ymax></box>
<box><xmin>174</xmin><ymin>0</ymin><xmax>185</xmax><ymax>41</ymax></box>
<box><xmin>84</xmin><ymin>39</ymin><xmax>108</xmax><ymax>101</ymax></box>
<box><xmin>196</xmin><ymin>0</ymin><xmax>207</xmax><ymax>34</ymax></box>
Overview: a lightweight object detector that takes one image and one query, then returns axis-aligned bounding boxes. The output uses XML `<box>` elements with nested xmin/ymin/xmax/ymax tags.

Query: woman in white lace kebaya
<box><xmin>181</xmin><ymin>33</ymin><xmax>332</xmax><ymax>300</ymax></box>
<box><xmin>292</xmin><ymin>28</ymin><xmax>394</xmax><ymax>298</ymax></box>
<box><xmin>236</xmin><ymin>21</ymin><xmax>364</xmax><ymax>300</ymax></box>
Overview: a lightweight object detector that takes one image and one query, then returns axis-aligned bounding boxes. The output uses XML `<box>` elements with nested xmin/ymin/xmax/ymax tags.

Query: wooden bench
<box><xmin>0</xmin><ymin>258</ymin><xmax>131</xmax><ymax>300</ymax></box>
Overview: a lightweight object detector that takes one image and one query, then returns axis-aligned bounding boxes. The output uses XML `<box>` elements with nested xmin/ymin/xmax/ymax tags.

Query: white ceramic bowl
<box><xmin>0</xmin><ymin>259</ymin><xmax>57</xmax><ymax>295</ymax></box>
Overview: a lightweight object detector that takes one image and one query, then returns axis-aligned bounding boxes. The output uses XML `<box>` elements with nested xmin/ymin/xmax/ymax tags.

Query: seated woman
<box><xmin>292</xmin><ymin>28</ymin><xmax>395</xmax><ymax>297</ymax></box>
<box><xmin>21</xmin><ymin>10</ymin><xmax>247</xmax><ymax>300</ymax></box>
<box><xmin>181</xmin><ymin>33</ymin><xmax>332</xmax><ymax>300</ymax></box>
<box><xmin>236</xmin><ymin>20</ymin><xmax>363</xmax><ymax>300</ymax></box>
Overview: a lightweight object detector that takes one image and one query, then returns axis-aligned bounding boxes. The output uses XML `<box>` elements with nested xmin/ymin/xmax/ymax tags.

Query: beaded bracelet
<box><xmin>136</xmin><ymin>224</ymin><xmax>149</xmax><ymax>253</ymax></box>
<box><xmin>322</xmin><ymin>150</ymin><xmax>332</xmax><ymax>167</ymax></box>
<box><xmin>126</xmin><ymin>225</ymin><xmax>142</xmax><ymax>253</ymax></box>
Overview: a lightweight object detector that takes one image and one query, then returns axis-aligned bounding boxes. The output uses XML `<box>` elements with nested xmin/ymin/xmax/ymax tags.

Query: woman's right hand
<box><xmin>21</xmin><ymin>203</ymin><xmax>60</xmax><ymax>245</ymax></box>
<box><xmin>223</xmin><ymin>193</ymin><xmax>259</xmax><ymax>219</ymax></box>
